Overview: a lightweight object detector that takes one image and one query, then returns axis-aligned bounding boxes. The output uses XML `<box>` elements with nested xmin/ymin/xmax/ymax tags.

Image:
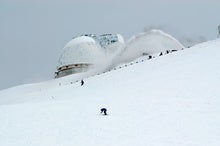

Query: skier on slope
<box><xmin>81</xmin><ymin>80</ymin><xmax>84</xmax><ymax>86</ymax></box>
<box><xmin>100</xmin><ymin>108</ymin><xmax>107</xmax><ymax>115</ymax></box>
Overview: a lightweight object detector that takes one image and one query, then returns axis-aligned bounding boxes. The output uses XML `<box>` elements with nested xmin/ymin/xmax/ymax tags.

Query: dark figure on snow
<box><xmin>159</xmin><ymin>52</ymin><xmax>163</xmax><ymax>56</ymax></box>
<box><xmin>100</xmin><ymin>108</ymin><xmax>107</xmax><ymax>115</ymax></box>
<box><xmin>81</xmin><ymin>80</ymin><xmax>84</xmax><ymax>86</ymax></box>
<box><xmin>166</xmin><ymin>50</ymin><xmax>170</xmax><ymax>54</ymax></box>
<box><xmin>148</xmin><ymin>55</ymin><xmax>152</xmax><ymax>59</ymax></box>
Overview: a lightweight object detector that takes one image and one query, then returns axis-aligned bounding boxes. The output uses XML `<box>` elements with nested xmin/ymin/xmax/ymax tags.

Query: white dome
<box><xmin>120</xmin><ymin>30</ymin><xmax>185</xmax><ymax>62</ymax></box>
<box><xmin>126</xmin><ymin>30</ymin><xmax>184</xmax><ymax>54</ymax></box>
<box><xmin>58</xmin><ymin>36</ymin><xmax>104</xmax><ymax>67</ymax></box>
<box><xmin>64</xmin><ymin>36</ymin><xmax>96</xmax><ymax>47</ymax></box>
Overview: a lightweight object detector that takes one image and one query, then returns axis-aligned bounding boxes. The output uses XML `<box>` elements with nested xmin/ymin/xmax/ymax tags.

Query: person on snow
<box><xmin>100</xmin><ymin>108</ymin><xmax>107</xmax><ymax>115</ymax></box>
<box><xmin>81</xmin><ymin>80</ymin><xmax>84</xmax><ymax>86</ymax></box>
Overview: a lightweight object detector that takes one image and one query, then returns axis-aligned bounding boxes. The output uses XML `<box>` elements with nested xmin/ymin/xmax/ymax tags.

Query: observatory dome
<box><xmin>55</xmin><ymin>34</ymin><xmax>125</xmax><ymax>78</ymax></box>
<box><xmin>58</xmin><ymin>36</ymin><xmax>104</xmax><ymax>68</ymax></box>
<box><xmin>120</xmin><ymin>29</ymin><xmax>185</xmax><ymax>62</ymax></box>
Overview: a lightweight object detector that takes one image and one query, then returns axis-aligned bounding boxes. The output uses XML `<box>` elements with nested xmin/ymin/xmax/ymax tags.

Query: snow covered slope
<box><xmin>0</xmin><ymin>39</ymin><xmax>220</xmax><ymax>146</ymax></box>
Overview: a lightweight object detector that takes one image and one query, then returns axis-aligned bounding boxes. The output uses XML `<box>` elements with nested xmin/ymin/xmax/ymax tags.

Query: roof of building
<box><xmin>58</xmin><ymin>36</ymin><xmax>104</xmax><ymax>68</ymax></box>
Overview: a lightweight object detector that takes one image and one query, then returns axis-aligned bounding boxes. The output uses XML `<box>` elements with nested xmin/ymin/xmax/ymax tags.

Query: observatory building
<box><xmin>55</xmin><ymin>34</ymin><xmax>125</xmax><ymax>78</ymax></box>
<box><xmin>120</xmin><ymin>30</ymin><xmax>185</xmax><ymax>62</ymax></box>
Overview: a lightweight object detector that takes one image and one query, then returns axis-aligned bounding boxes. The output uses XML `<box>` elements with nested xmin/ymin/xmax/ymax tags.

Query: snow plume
<box><xmin>86</xmin><ymin>42</ymin><xmax>125</xmax><ymax>76</ymax></box>
<box><xmin>66</xmin><ymin>50</ymin><xmax>117</xmax><ymax>82</ymax></box>
<box><xmin>113</xmin><ymin>29</ymin><xmax>184</xmax><ymax>64</ymax></box>
<box><xmin>144</xmin><ymin>26</ymin><xmax>207</xmax><ymax>47</ymax></box>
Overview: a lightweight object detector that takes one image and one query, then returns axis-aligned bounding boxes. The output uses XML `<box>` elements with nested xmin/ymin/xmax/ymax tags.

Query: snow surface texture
<box><xmin>0</xmin><ymin>39</ymin><xmax>220</xmax><ymax>146</ymax></box>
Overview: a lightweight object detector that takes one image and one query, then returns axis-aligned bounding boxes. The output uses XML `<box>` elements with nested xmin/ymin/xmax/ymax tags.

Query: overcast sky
<box><xmin>0</xmin><ymin>0</ymin><xmax>219</xmax><ymax>90</ymax></box>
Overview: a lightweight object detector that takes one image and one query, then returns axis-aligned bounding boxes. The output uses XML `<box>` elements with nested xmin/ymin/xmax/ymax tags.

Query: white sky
<box><xmin>0</xmin><ymin>0</ymin><xmax>219</xmax><ymax>89</ymax></box>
